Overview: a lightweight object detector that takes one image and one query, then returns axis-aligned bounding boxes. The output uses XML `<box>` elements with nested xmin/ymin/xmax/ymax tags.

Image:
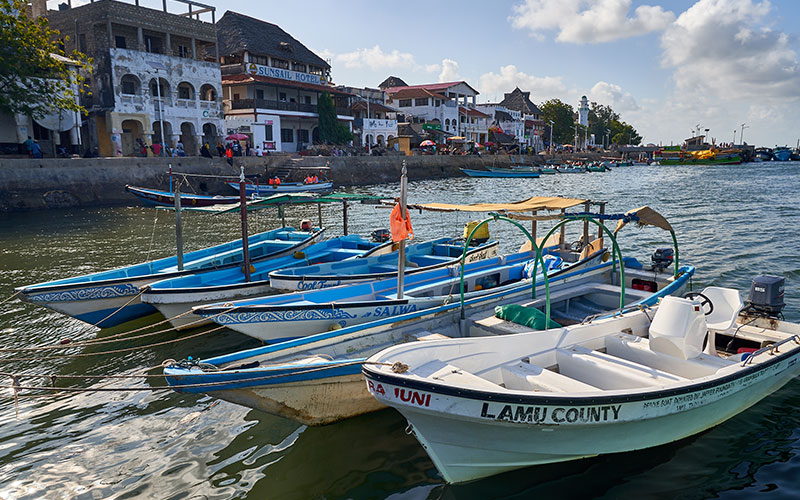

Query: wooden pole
<box><xmin>559</xmin><ymin>208</ymin><xmax>566</xmax><ymax>249</ymax></box>
<box><xmin>598</xmin><ymin>202</ymin><xmax>606</xmax><ymax>240</ymax></box>
<box><xmin>583</xmin><ymin>201</ymin><xmax>590</xmax><ymax>246</ymax></box>
<box><xmin>174</xmin><ymin>183</ymin><xmax>184</xmax><ymax>271</ymax></box>
<box><xmin>531</xmin><ymin>209</ymin><xmax>537</xmax><ymax>254</ymax></box>
<box><xmin>317</xmin><ymin>202</ymin><xmax>323</xmax><ymax>228</ymax></box>
<box><xmin>239</xmin><ymin>166</ymin><xmax>251</xmax><ymax>282</ymax></box>
<box><xmin>342</xmin><ymin>201</ymin><xmax>349</xmax><ymax>235</ymax></box>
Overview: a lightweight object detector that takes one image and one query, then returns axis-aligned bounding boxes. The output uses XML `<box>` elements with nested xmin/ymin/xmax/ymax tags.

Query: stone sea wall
<box><xmin>0</xmin><ymin>154</ymin><xmax>542</xmax><ymax>211</ymax></box>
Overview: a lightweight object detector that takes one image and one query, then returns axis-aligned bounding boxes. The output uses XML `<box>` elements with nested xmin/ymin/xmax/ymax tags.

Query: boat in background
<box><xmin>16</xmin><ymin>227</ymin><xmax>324</xmax><ymax>327</ymax></box>
<box><xmin>126</xmin><ymin>185</ymin><xmax>242</xmax><ymax>207</ymax></box>
<box><xmin>227</xmin><ymin>180</ymin><xmax>334</xmax><ymax>195</ymax></box>
<box><xmin>772</xmin><ymin>146</ymin><xmax>792</xmax><ymax>161</ymax></box>
<box><xmin>364</xmin><ymin>277</ymin><xmax>797</xmax><ymax>483</ymax></box>
<box><xmin>461</xmin><ymin>168</ymin><xmax>540</xmax><ymax>178</ymax></box>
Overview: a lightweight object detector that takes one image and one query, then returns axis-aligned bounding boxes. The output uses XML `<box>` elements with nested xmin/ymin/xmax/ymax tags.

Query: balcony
<box><xmin>231</xmin><ymin>98</ymin><xmax>352</xmax><ymax>116</ymax></box>
<box><xmin>354</xmin><ymin>118</ymin><xmax>398</xmax><ymax>130</ymax></box>
<box><xmin>175</xmin><ymin>98</ymin><xmax>197</xmax><ymax>109</ymax></box>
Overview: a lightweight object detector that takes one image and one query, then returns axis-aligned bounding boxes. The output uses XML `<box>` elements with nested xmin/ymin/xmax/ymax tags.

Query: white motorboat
<box><xmin>364</xmin><ymin>278</ymin><xmax>799</xmax><ymax>483</ymax></box>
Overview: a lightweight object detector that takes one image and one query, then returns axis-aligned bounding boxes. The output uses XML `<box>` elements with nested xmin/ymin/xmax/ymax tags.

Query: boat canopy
<box><xmin>614</xmin><ymin>205</ymin><xmax>673</xmax><ymax>234</ymax></box>
<box><xmin>409</xmin><ymin>196</ymin><xmax>587</xmax><ymax>214</ymax></box>
<box><xmin>156</xmin><ymin>192</ymin><xmax>387</xmax><ymax>214</ymax></box>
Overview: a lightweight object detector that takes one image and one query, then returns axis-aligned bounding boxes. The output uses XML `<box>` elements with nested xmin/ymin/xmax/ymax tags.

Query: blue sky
<box><xmin>67</xmin><ymin>0</ymin><xmax>800</xmax><ymax>147</ymax></box>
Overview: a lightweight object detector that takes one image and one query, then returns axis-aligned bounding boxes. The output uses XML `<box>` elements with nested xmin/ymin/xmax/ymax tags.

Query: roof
<box><xmin>352</xmin><ymin>101</ymin><xmax>396</xmax><ymax>113</ymax></box>
<box><xmin>222</xmin><ymin>73</ymin><xmax>351</xmax><ymax>95</ymax></box>
<box><xmin>412</xmin><ymin>196</ymin><xmax>588</xmax><ymax>213</ymax></box>
<box><xmin>388</xmin><ymin>88</ymin><xmax>448</xmax><ymax>100</ymax></box>
<box><xmin>495</xmin><ymin>109</ymin><xmax>514</xmax><ymax>122</ymax></box>
<box><xmin>385</xmin><ymin>80</ymin><xmax>479</xmax><ymax>95</ymax></box>
<box><xmin>459</xmin><ymin>107</ymin><xmax>490</xmax><ymax>118</ymax></box>
<box><xmin>378</xmin><ymin>76</ymin><xmax>408</xmax><ymax>89</ymax></box>
<box><xmin>500</xmin><ymin>87</ymin><xmax>542</xmax><ymax>115</ymax></box>
<box><xmin>217</xmin><ymin>12</ymin><xmax>330</xmax><ymax>70</ymax></box>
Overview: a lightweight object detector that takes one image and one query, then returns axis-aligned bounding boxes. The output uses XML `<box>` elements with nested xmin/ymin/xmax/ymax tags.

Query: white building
<box><xmin>384</xmin><ymin>81</ymin><xmax>481</xmax><ymax>138</ymax></box>
<box><xmin>338</xmin><ymin>86</ymin><xmax>398</xmax><ymax>149</ymax></box>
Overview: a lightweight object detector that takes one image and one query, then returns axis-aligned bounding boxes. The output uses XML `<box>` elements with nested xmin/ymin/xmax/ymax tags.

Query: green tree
<box><xmin>539</xmin><ymin>98</ymin><xmax>575</xmax><ymax>146</ymax></box>
<box><xmin>0</xmin><ymin>0</ymin><xmax>90</xmax><ymax>118</ymax></box>
<box><xmin>317</xmin><ymin>92</ymin><xmax>352</xmax><ymax>144</ymax></box>
<box><xmin>609</xmin><ymin>120</ymin><xmax>642</xmax><ymax>146</ymax></box>
<box><xmin>587</xmin><ymin>102</ymin><xmax>620</xmax><ymax>146</ymax></box>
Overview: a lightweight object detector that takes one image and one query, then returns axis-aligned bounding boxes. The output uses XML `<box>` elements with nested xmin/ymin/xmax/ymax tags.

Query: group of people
<box><xmin>22</xmin><ymin>136</ymin><xmax>43</xmax><ymax>158</ymax></box>
<box><xmin>303</xmin><ymin>173</ymin><xmax>321</xmax><ymax>184</ymax></box>
<box><xmin>135</xmin><ymin>138</ymin><xmax>186</xmax><ymax>158</ymax></box>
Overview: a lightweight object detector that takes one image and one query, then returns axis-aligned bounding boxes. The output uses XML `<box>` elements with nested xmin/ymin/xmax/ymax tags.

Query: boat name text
<box><xmin>480</xmin><ymin>403</ymin><xmax>621</xmax><ymax>424</ymax></box>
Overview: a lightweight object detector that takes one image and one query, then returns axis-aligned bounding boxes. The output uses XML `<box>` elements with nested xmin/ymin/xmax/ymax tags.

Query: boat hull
<box><xmin>460</xmin><ymin>168</ymin><xmax>540</xmax><ymax>178</ymax></box>
<box><xmin>227</xmin><ymin>181</ymin><xmax>334</xmax><ymax>195</ymax></box>
<box><xmin>367</xmin><ymin>351</ymin><xmax>800</xmax><ymax>483</ymax></box>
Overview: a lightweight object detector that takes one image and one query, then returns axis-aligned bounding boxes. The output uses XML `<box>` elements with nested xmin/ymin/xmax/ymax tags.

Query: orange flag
<box><xmin>390</xmin><ymin>203</ymin><xmax>414</xmax><ymax>242</ymax></box>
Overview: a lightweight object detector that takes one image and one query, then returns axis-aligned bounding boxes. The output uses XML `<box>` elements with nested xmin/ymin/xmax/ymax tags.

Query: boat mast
<box><xmin>397</xmin><ymin>160</ymin><xmax>408</xmax><ymax>298</ymax></box>
<box><xmin>239</xmin><ymin>166</ymin><xmax>251</xmax><ymax>282</ymax></box>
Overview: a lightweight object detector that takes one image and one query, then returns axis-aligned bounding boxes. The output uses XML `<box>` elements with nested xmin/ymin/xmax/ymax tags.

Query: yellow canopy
<box><xmin>411</xmin><ymin>196</ymin><xmax>587</xmax><ymax>214</ymax></box>
<box><xmin>614</xmin><ymin>206</ymin><xmax>674</xmax><ymax>234</ymax></box>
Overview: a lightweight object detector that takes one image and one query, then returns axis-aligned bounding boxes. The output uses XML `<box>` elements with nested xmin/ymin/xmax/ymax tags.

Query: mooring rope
<box><xmin>0</xmin><ymin>290</ymin><xmax>21</xmax><ymax>307</ymax></box>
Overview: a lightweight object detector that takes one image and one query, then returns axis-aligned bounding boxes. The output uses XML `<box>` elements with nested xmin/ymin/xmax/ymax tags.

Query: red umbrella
<box><xmin>226</xmin><ymin>133</ymin><xmax>248</xmax><ymax>141</ymax></box>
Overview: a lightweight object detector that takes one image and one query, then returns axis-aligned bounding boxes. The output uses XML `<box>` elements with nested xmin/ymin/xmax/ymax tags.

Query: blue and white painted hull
<box><xmin>16</xmin><ymin>227</ymin><xmax>324</xmax><ymax>328</ymax></box>
<box><xmin>142</xmin><ymin>236</ymin><xmax>394</xmax><ymax>330</ymax></box>
<box><xmin>772</xmin><ymin>147</ymin><xmax>792</xmax><ymax>161</ymax></box>
<box><xmin>227</xmin><ymin>181</ymin><xmax>334</xmax><ymax>195</ymax></box>
<box><xmin>165</xmin><ymin>260</ymin><xmax>692</xmax><ymax>425</ymax></box>
<box><xmin>460</xmin><ymin>168</ymin><xmax>540</xmax><ymax>178</ymax></box>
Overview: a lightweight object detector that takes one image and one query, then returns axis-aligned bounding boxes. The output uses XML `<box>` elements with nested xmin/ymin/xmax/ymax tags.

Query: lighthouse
<box><xmin>578</xmin><ymin>95</ymin><xmax>589</xmax><ymax>148</ymax></box>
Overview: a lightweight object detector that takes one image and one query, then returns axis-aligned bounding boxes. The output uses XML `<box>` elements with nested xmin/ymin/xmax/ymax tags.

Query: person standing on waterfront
<box><xmin>30</xmin><ymin>140</ymin><xmax>42</xmax><ymax>158</ymax></box>
<box><xmin>216</xmin><ymin>142</ymin><xmax>225</xmax><ymax>157</ymax></box>
<box><xmin>23</xmin><ymin>136</ymin><xmax>34</xmax><ymax>157</ymax></box>
<box><xmin>201</xmin><ymin>142</ymin><xmax>213</xmax><ymax>158</ymax></box>
<box><xmin>225</xmin><ymin>144</ymin><xmax>234</xmax><ymax>166</ymax></box>
<box><xmin>151</xmin><ymin>142</ymin><xmax>162</xmax><ymax>156</ymax></box>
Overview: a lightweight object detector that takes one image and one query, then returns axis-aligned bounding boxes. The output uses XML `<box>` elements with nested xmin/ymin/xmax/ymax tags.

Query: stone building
<box><xmin>47</xmin><ymin>0</ymin><xmax>224</xmax><ymax>156</ymax></box>
<box><xmin>217</xmin><ymin>12</ymin><xmax>353</xmax><ymax>153</ymax></box>
<box><xmin>498</xmin><ymin>87</ymin><xmax>545</xmax><ymax>151</ymax></box>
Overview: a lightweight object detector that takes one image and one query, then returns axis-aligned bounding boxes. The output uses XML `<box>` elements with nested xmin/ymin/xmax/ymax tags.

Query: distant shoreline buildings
<box><xmin>1</xmin><ymin>0</ymin><xmax>571</xmax><ymax>157</ymax></box>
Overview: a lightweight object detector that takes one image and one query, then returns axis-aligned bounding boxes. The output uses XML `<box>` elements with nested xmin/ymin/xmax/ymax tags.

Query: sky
<box><xmin>64</xmin><ymin>0</ymin><xmax>800</xmax><ymax>147</ymax></box>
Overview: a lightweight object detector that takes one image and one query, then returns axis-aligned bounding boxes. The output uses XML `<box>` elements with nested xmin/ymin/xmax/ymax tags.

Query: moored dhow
<box><xmin>363</xmin><ymin>276</ymin><xmax>797</xmax><ymax>483</ymax></box>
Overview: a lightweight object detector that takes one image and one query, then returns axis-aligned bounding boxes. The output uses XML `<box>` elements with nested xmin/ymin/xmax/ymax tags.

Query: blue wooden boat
<box><xmin>165</xmin><ymin>255</ymin><xmax>692</xmax><ymax>425</ymax></box>
<box><xmin>192</xmin><ymin>247</ymin><xmax>600</xmax><ymax>343</ymax></box>
<box><xmin>226</xmin><ymin>181</ymin><xmax>334</xmax><ymax>195</ymax></box>
<box><xmin>141</xmin><ymin>235</ymin><xmax>394</xmax><ymax>330</ymax></box>
<box><xmin>126</xmin><ymin>185</ymin><xmax>242</xmax><ymax>207</ymax></box>
<box><xmin>268</xmin><ymin>238</ymin><xmax>499</xmax><ymax>291</ymax></box>
<box><xmin>16</xmin><ymin>227</ymin><xmax>324</xmax><ymax>328</ymax></box>
<box><xmin>772</xmin><ymin>146</ymin><xmax>792</xmax><ymax>161</ymax></box>
<box><xmin>460</xmin><ymin>168</ymin><xmax>540</xmax><ymax>178</ymax></box>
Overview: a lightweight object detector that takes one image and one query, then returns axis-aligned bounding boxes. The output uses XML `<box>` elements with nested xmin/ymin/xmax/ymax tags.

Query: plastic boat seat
<box><xmin>701</xmin><ymin>286</ymin><xmax>744</xmax><ymax>332</ymax></box>
<box><xmin>556</xmin><ymin>345</ymin><xmax>688</xmax><ymax>390</ymax></box>
<box><xmin>648</xmin><ymin>296</ymin><xmax>708</xmax><ymax>359</ymax></box>
<box><xmin>501</xmin><ymin>362</ymin><xmax>598</xmax><ymax>393</ymax></box>
<box><xmin>605</xmin><ymin>333</ymin><xmax>734</xmax><ymax>379</ymax></box>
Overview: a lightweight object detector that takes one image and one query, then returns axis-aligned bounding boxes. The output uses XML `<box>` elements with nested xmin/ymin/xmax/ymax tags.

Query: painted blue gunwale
<box><xmin>226</xmin><ymin>181</ymin><xmax>334</xmax><ymax>195</ymax></box>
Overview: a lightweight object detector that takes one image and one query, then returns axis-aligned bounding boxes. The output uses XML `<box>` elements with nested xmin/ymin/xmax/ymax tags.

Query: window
<box><xmin>250</xmin><ymin>54</ymin><xmax>268</xmax><ymax>65</ymax></box>
<box><xmin>264</xmin><ymin>125</ymin><xmax>273</xmax><ymax>141</ymax></box>
<box><xmin>121</xmin><ymin>75</ymin><xmax>138</xmax><ymax>95</ymax></box>
<box><xmin>299</xmin><ymin>129</ymin><xmax>309</xmax><ymax>142</ymax></box>
<box><xmin>304</xmin><ymin>95</ymin><xmax>311</xmax><ymax>104</ymax></box>
<box><xmin>294</xmin><ymin>63</ymin><xmax>306</xmax><ymax>72</ymax></box>
<box><xmin>398</xmin><ymin>99</ymin><xmax>412</xmax><ymax>107</ymax></box>
<box><xmin>79</xmin><ymin>34</ymin><xmax>86</xmax><ymax>52</ymax></box>
<box><xmin>200</xmin><ymin>84</ymin><xmax>216</xmax><ymax>101</ymax></box>
<box><xmin>178</xmin><ymin>45</ymin><xmax>189</xmax><ymax>58</ymax></box>
<box><xmin>271</xmin><ymin>58</ymin><xmax>289</xmax><ymax>69</ymax></box>
<box><xmin>115</xmin><ymin>36</ymin><xmax>127</xmax><ymax>49</ymax></box>
<box><xmin>256</xmin><ymin>89</ymin><xmax>264</xmax><ymax>99</ymax></box>
<box><xmin>415</xmin><ymin>98</ymin><xmax>428</xmax><ymax>106</ymax></box>
<box><xmin>309</xmin><ymin>66</ymin><xmax>323</xmax><ymax>76</ymax></box>
<box><xmin>145</xmin><ymin>35</ymin><xmax>162</xmax><ymax>54</ymax></box>
<box><xmin>233</xmin><ymin>93</ymin><xmax>239</xmax><ymax>101</ymax></box>
<box><xmin>178</xmin><ymin>83</ymin><xmax>193</xmax><ymax>99</ymax></box>
<box><xmin>434</xmin><ymin>99</ymin><xmax>441</xmax><ymax>107</ymax></box>
<box><xmin>281</xmin><ymin>128</ymin><xmax>294</xmax><ymax>142</ymax></box>
<box><xmin>279</xmin><ymin>92</ymin><xmax>287</xmax><ymax>102</ymax></box>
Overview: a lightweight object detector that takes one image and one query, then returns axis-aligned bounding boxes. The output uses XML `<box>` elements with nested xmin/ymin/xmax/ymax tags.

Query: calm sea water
<box><xmin>0</xmin><ymin>162</ymin><xmax>799</xmax><ymax>499</ymax></box>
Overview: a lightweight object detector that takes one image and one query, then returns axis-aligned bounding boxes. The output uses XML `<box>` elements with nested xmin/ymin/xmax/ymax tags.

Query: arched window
<box><xmin>177</xmin><ymin>82</ymin><xmax>195</xmax><ymax>100</ymax></box>
<box><xmin>199</xmin><ymin>84</ymin><xmax>217</xmax><ymax>102</ymax></box>
<box><xmin>149</xmin><ymin>78</ymin><xmax>170</xmax><ymax>99</ymax></box>
<box><xmin>120</xmin><ymin>74</ymin><xmax>140</xmax><ymax>95</ymax></box>
<box><xmin>445</xmin><ymin>119</ymin><xmax>450</xmax><ymax>130</ymax></box>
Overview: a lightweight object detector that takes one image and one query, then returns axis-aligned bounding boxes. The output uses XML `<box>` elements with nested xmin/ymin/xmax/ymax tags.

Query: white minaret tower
<box><xmin>578</xmin><ymin>95</ymin><xmax>589</xmax><ymax>148</ymax></box>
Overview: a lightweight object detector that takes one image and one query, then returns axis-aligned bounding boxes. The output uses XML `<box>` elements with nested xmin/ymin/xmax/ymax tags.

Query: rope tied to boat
<box><xmin>390</xmin><ymin>361</ymin><xmax>409</xmax><ymax>373</ymax></box>
<box><xmin>0</xmin><ymin>290</ymin><xmax>21</xmax><ymax>307</ymax></box>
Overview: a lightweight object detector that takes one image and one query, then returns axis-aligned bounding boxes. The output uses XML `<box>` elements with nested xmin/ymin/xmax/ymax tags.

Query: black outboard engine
<box><xmin>651</xmin><ymin>248</ymin><xmax>674</xmax><ymax>272</ymax></box>
<box><xmin>747</xmin><ymin>275</ymin><xmax>785</xmax><ymax>316</ymax></box>
<box><xmin>371</xmin><ymin>228</ymin><xmax>391</xmax><ymax>243</ymax></box>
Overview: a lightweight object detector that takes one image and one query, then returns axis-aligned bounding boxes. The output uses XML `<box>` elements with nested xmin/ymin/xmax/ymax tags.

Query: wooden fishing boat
<box><xmin>141</xmin><ymin>235</ymin><xmax>394</xmax><ymax>330</ymax></box>
<box><xmin>268</xmin><ymin>238</ymin><xmax>498</xmax><ymax>292</ymax></box>
<box><xmin>772</xmin><ymin>147</ymin><xmax>792</xmax><ymax>162</ymax></box>
<box><xmin>16</xmin><ymin>227</ymin><xmax>324</xmax><ymax>327</ymax></box>
<box><xmin>556</xmin><ymin>166</ymin><xmax>586</xmax><ymax>173</ymax></box>
<box><xmin>193</xmin><ymin>246</ymin><xmax>548</xmax><ymax>342</ymax></box>
<box><xmin>226</xmin><ymin>180</ymin><xmax>334</xmax><ymax>195</ymax></box>
<box><xmin>364</xmin><ymin>278</ymin><xmax>797</xmax><ymax>483</ymax></box>
<box><xmin>460</xmin><ymin>168</ymin><xmax>540</xmax><ymax>178</ymax></box>
<box><xmin>126</xmin><ymin>185</ymin><xmax>241</xmax><ymax>207</ymax></box>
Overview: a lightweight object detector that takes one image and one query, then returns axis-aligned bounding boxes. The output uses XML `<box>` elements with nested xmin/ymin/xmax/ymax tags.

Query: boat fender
<box><xmin>329</xmin><ymin>322</ymin><xmax>342</xmax><ymax>331</ymax></box>
<box><xmin>242</xmin><ymin>264</ymin><xmax>256</xmax><ymax>274</ymax></box>
<box><xmin>294</xmin><ymin>251</ymin><xmax>306</xmax><ymax>259</ymax></box>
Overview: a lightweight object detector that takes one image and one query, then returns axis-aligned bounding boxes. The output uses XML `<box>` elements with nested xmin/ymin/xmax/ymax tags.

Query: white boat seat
<box><xmin>700</xmin><ymin>286</ymin><xmax>744</xmax><ymax>332</ymax></box>
<box><xmin>556</xmin><ymin>345</ymin><xmax>688</xmax><ymax>390</ymax></box>
<box><xmin>648</xmin><ymin>296</ymin><xmax>708</xmax><ymax>359</ymax></box>
<box><xmin>501</xmin><ymin>362</ymin><xmax>598</xmax><ymax>393</ymax></box>
<box><xmin>605</xmin><ymin>333</ymin><xmax>734</xmax><ymax>379</ymax></box>
<box><xmin>413</xmin><ymin>361</ymin><xmax>501</xmax><ymax>390</ymax></box>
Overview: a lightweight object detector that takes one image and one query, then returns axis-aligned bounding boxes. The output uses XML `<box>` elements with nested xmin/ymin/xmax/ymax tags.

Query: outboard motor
<box><xmin>651</xmin><ymin>248</ymin><xmax>674</xmax><ymax>272</ymax></box>
<box><xmin>371</xmin><ymin>228</ymin><xmax>391</xmax><ymax>243</ymax></box>
<box><xmin>747</xmin><ymin>275</ymin><xmax>785</xmax><ymax>317</ymax></box>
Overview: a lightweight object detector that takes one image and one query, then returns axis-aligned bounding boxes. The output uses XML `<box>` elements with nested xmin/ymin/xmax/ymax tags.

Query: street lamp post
<box><xmin>148</xmin><ymin>61</ymin><xmax>168</xmax><ymax>156</ymax></box>
<box><xmin>740</xmin><ymin>123</ymin><xmax>748</xmax><ymax>144</ymax></box>
<box><xmin>548</xmin><ymin>120</ymin><xmax>554</xmax><ymax>159</ymax></box>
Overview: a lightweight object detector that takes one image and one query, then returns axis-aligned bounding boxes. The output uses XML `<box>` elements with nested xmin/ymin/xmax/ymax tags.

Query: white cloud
<box><xmin>660</xmin><ymin>0</ymin><xmax>800</xmax><ymax>101</ymax></box>
<box><xmin>334</xmin><ymin>45</ymin><xmax>417</xmax><ymax>70</ymax></box>
<box><xmin>424</xmin><ymin>63</ymin><xmax>440</xmax><ymax>73</ymax></box>
<box><xmin>510</xmin><ymin>0</ymin><xmax>674</xmax><ymax>44</ymax></box>
<box><xmin>588</xmin><ymin>81</ymin><xmax>639</xmax><ymax>112</ymax></box>
<box><xmin>477</xmin><ymin>65</ymin><xmax>567</xmax><ymax>101</ymax></box>
<box><xmin>438</xmin><ymin>59</ymin><xmax>460</xmax><ymax>82</ymax></box>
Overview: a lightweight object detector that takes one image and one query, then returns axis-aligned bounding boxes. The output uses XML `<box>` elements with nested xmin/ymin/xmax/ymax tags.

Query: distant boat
<box><xmin>754</xmin><ymin>148</ymin><xmax>773</xmax><ymax>161</ymax></box>
<box><xmin>227</xmin><ymin>181</ymin><xmax>334</xmax><ymax>195</ymax></box>
<box><xmin>556</xmin><ymin>166</ymin><xmax>586</xmax><ymax>173</ymax></box>
<box><xmin>126</xmin><ymin>185</ymin><xmax>241</xmax><ymax>207</ymax></box>
<box><xmin>461</xmin><ymin>168</ymin><xmax>540</xmax><ymax>178</ymax></box>
<box><xmin>772</xmin><ymin>147</ymin><xmax>792</xmax><ymax>161</ymax></box>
